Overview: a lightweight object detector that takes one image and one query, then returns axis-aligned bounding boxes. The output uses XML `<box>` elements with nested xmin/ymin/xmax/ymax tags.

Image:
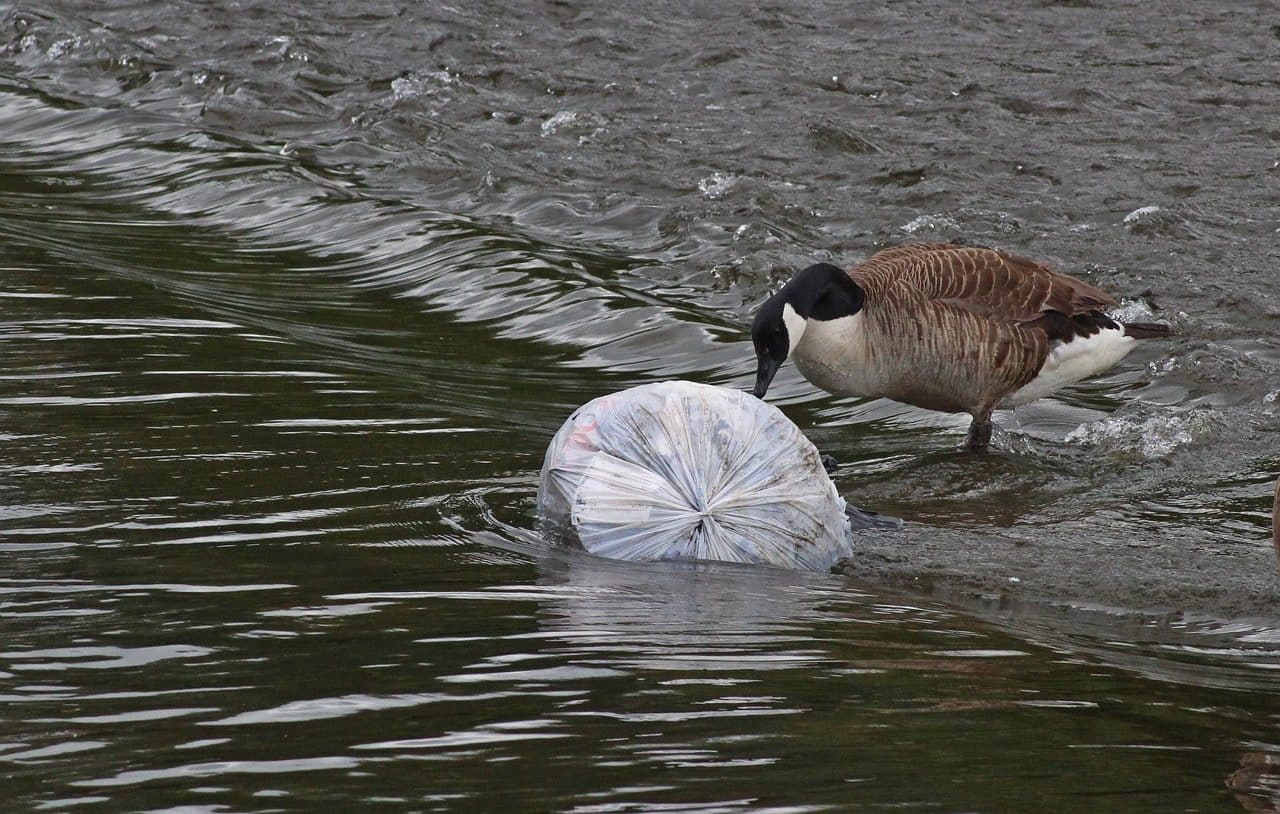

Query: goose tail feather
<box><xmin>1121</xmin><ymin>321</ymin><xmax>1173</xmax><ymax>339</ymax></box>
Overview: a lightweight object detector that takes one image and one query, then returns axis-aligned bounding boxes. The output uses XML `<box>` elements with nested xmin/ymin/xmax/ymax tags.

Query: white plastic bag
<box><xmin>537</xmin><ymin>381</ymin><xmax>852</xmax><ymax>570</ymax></box>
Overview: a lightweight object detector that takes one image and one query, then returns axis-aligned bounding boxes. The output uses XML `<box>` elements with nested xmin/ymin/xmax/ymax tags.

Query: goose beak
<box><xmin>752</xmin><ymin>354</ymin><xmax>780</xmax><ymax>399</ymax></box>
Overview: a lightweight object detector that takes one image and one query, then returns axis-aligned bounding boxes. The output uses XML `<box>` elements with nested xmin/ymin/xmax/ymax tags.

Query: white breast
<box><xmin>790</xmin><ymin>312</ymin><xmax>883</xmax><ymax>398</ymax></box>
<box><xmin>1002</xmin><ymin>327</ymin><xmax>1135</xmax><ymax>408</ymax></box>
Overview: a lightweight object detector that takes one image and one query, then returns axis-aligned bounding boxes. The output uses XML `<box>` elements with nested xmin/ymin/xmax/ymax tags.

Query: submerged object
<box><xmin>538</xmin><ymin>380</ymin><xmax>872</xmax><ymax>571</ymax></box>
<box><xmin>749</xmin><ymin>243</ymin><xmax>1173</xmax><ymax>450</ymax></box>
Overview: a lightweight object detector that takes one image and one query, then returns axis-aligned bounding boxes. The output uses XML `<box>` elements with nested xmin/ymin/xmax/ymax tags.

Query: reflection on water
<box><xmin>3</xmin><ymin>0</ymin><xmax>1280</xmax><ymax>811</ymax></box>
<box><xmin>1232</xmin><ymin>751</ymin><xmax>1280</xmax><ymax>812</ymax></box>
<box><xmin>533</xmin><ymin>556</ymin><xmax>861</xmax><ymax>673</ymax></box>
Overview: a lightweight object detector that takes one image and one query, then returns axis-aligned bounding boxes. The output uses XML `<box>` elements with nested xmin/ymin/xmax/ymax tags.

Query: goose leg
<box><xmin>965</xmin><ymin>411</ymin><xmax>994</xmax><ymax>452</ymax></box>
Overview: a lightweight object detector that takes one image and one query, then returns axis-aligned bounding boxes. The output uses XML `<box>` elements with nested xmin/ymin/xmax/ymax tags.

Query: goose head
<box><xmin>750</xmin><ymin>262</ymin><xmax>865</xmax><ymax>398</ymax></box>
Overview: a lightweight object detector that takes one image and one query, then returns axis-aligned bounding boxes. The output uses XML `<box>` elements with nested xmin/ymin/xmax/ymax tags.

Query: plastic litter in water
<box><xmin>537</xmin><ymin>381</ymin><xmax>852</xmax><ymax>571</ymax></box>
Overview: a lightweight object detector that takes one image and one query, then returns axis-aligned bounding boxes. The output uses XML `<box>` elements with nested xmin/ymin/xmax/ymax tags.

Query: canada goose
<box><xmin>750</xmin><ymin>243</ymin><xmax>1172</xmax><ymax>450</ymax></box>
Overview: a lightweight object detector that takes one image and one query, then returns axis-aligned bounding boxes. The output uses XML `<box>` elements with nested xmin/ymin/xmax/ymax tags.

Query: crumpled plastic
<box><xmin>537</xmin><ymin>381</ymin><xmax>852</xmax><ymax>570</ymax></box>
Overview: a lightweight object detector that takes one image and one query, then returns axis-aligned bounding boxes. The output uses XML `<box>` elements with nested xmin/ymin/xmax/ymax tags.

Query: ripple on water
<box><xmin>1</xmin><ymin>645</ymin><xmax>215</xmax><ymax>672</ymax></box>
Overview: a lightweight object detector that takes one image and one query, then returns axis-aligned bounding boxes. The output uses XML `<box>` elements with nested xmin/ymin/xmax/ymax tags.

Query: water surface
<box><xmin>2</xmin><ymin>1</ymin><xmax>1279</xmax><ymax>811</ymax></box>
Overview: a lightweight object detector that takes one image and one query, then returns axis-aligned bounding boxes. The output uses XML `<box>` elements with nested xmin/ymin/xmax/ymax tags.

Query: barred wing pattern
<box><xmin>847</xmin><ymin>244</ymin><xmax>1120</xmax><ymax>408</ymax></box>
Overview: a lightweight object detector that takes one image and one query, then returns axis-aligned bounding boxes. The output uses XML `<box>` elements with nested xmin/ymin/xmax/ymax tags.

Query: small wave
<box><xmin>1146</xmin><ymin>341</ymin><xmax>1280</xmax><ymax>401</ymax></box>
<box><xmin>1065</xmin><ymin>405</ymin><xmax>1218</xmax><ymax>458</ymax></box>
<box><xmin>391</xmin><ymin>70</ymin><xmax>456</xmax><ymax>103</ymax></box>
<box><xmin>1120</xmin><ymin>204</ymin><xmax>1192</xmax><ymax>237</ymax></box>
<box><xmin>805</xmin><ymin>119</ymin><xmax>881</xmax><ymax>155</ymax></box>
<box><xmin>1122</xmin><ymin>205</ymin><xmax>1163</xmax><ymax>224</ymax></box>
<box><xmin>900</xmin><ymin>213</ymin><xmax>960</xmax><ymax>234</ymax></box>
<box><xmin>540</xmin><ymin>109</ymin><xmax>578</xmax><ymax>136</ymax></box>
<box><xmin>895</xmin><ymin>209</ymin><xmax>1021</xmax><ymax>238</ymax></box>
<box><xmin>1109</xmin><ymin>298</ymin><xmax>1163</xmax><ymax>323</ymax></box>
<box><xmin>539</xmin><ymin>109</ymin><xmax>607</xmax><ymax>140</ymax></box>
<box><xmin>697</xmin><ymin>171</ymin><xmax>738</xmax><ymax>199</ymax></box>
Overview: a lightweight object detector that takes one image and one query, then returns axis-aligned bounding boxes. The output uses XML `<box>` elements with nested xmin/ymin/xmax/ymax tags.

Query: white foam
<box><xmin>1122</xmin><ymin>205</ymin><xmax>1162</xmax><ymax>224</ymax></box>
<box><xmin>697</xmin><ymin>172</ymin><xmax>738</xmax><ymax>199</ymax></box>
<box><xmin>1065</xmin><ymin>406</ymin><xmax>1217</xmax><ymax>458</ymax></box>
<box><xmin>540</xmin><ymin>110</ymin><xmax>579</xmax><ymax>136</ymax></box>
<box><xmin>900</xmin><ymin>213</ymin><xmax>960</xmax><ymax>234</ymax></box>
<box><xmin>392</xmin><ymin>71</ymin><xmax>456</xmax><ymax>103</ymax></box>
<box><xmin>1108</xmin><ymin>298</ymin><xmax>1162</xmax><ymax>324</ymax></box>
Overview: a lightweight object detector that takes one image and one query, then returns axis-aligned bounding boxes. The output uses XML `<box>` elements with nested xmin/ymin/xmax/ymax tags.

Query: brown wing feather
<box><xmin>852</xmin><ymin>243</ymin><xmax>1116</xmax><ymax>325</ymax></box>
<box><xmin>850</xmin><ymin>243</ymin><xmax>1118</xmax><ymax>409</ymax></box>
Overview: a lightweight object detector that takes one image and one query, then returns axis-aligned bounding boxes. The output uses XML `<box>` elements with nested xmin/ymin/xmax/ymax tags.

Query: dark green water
<box><xmin>3</xmin><ymin>2</ymin><xmax>1279</xmax><ymax>811</ymax></box>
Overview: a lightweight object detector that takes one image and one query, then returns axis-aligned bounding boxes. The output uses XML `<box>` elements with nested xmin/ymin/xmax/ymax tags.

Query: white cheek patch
<box><xmin>782</xmin><ymin>302</ymin><xmax>807</xmax><ymax>355</ymax></box>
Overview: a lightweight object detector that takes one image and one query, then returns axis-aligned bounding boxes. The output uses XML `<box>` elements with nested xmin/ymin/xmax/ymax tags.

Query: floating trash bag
<box><xmin>537</xmin><ymin>380</ymin><xmax>853</xmax><ymax>570</ymax></box>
